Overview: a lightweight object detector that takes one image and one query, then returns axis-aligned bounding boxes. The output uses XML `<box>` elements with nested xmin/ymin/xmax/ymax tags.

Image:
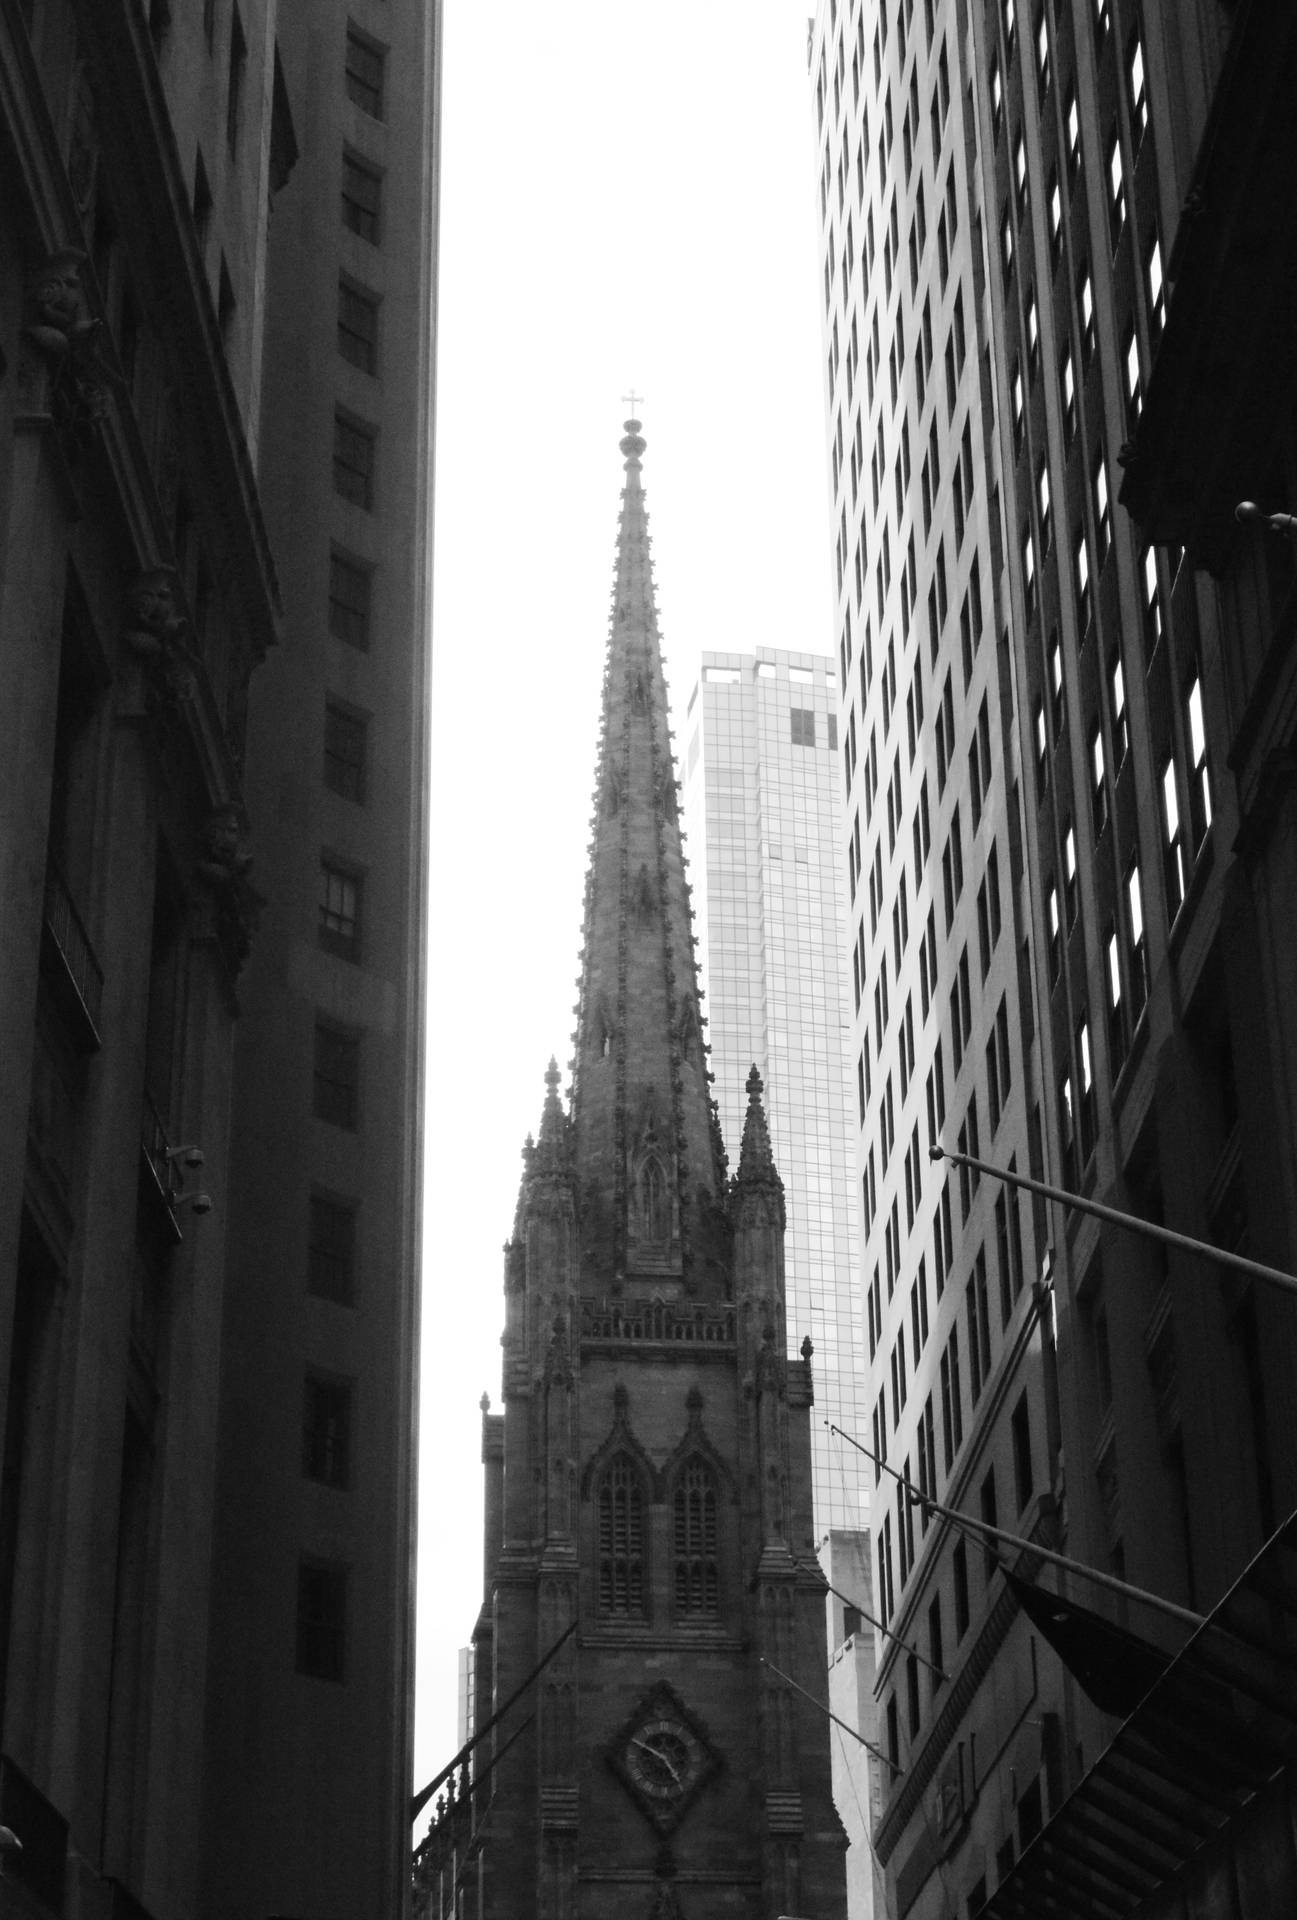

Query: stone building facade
<box><xmin>810</xmin><ymin>1</ymin><xmax>1297</xmax><ymax>1916</ymax></box>
<box><xmin>456</xmin><ymin>425</ymin><xmax>847</xmax><ymax>1920</ymax></box>
<box><xmin>0</xmin><ymin>3</ymin><xmax>439</xmax><ymax>1915</ymax></box>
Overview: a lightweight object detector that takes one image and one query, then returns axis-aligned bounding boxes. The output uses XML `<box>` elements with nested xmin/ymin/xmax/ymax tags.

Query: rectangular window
<box><xmin>319</xmin><ymin>857</ymin><xmax>363</xmax><ymax>961</ymax></box>
<box><xmin>345</xmin><ymin>23</ymin><xmax>385</xmax><ymax>117</ymax></box>
<box><xmin>333</xmin><ymin>412</ymin><xmax>376</xmax><ymax>509</ymax></box>
<box><xmin>338</xmin><ymin>278</ymin><xmax>379</xmax><ymax>374</ymax></box>
<box><xmin>296</xmin><ymin>1558</ymin><xmax>347</xmax><ymax>1680</ymax></box>
<box><xmin>940</xmin><ymin>1327</ymin><xmax>963</xmax><ymax>1468</ymax></box>
<box><xmin>308</xmin><ymin>1190</ymin><xmax>357</xmax><ymax>1304</ymax></box>
<box><xmin>313</xmin><ymin>1018</ymin><xmax>360</xmax><ymax>1129</ymax></box>
<box><xmin>329</xmin><ymin>549</ymin><xmax>372</xmax><ymax>648</ymax></box>
<box><xmin>303</xmin><ymin>1372</ymin><xmax>353</xmax><ymax>1487</ymax></box>
<box><xmin>790</xmin><ymin>707</ymin><xmax>817</xmax><ymax>747</ymax></box>
<box><xmin>980</xmin><ymin>1468</ymin><xmax>998</xmax><ymax>1585</ymax></box>
<box><xmin>953</xmin><ymin>1537</ymin><xmax>969</xmax><ymax>1639</ymax></box>
<box><xmin>967</xmin><ymin>1252</ymin><xmax>992</xmax><ymax>1403</ymax></box>
<box><xmin>1012</xmin><ymin>1394</ymin><xmax>1034</xmax><ymax>1511</ymax></box>
<box><xmin>324</xmin><ymin>700</ymin><xmax>367</xmax><ymax>802</ymax></box>
<box><xmin>341</xmin><ymin>149</ymin><xmax>383</xmax><ymax>243</ymax></box>
<box><xmin>226</xmin><ymin>6</ymin><xmax>246</xmax><ymax>155</ymax></box>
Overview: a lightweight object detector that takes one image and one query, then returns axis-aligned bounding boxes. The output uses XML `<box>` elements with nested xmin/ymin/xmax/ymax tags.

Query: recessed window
<box><xmin>1012</xmin><ymin>1394</ymin><xmax>1034</xmax><ymax>1512</ymax></box>
<box><xmin>296</xmin><ymin>1558</ymin><xmax>347</xmax><ymax>1681</ymax></box>
<box><xmin>1146</xmin><ymin>233</ymin><xmax>1166</xmax><ymax>339</ymax></box>
<box><xmin>217</xmin><ymin>253</ymin><xmax>236</xmax><ymax>349</ymax></box>
<box><xmin>333</xmin><ymin>412</ymin><xmax>376</xmax><ymax>510</ymax></box>
<box><xmin>324</xmin><ymin>699</ymin><xmax>367</xmax><ymax>802</ymax></box>
<box><xmin>319</xmin><ymin>857</ymin><xmax>363</xmax><ymax>961</ymax></box>
<box><xmin>344</xmin><ymin>23</ymin><xmax>385</xmax><ymax>118</ymax></box>
<box><xmin>1107</xmin><ymin>127</ymin><xmax>1126</xmax><ymax>243</ymax></box>
<box><xmin>313</xmin><ymin>1018</ymin><xmax>360</xmax><ymax>1129</ymax></box>
<box><xmin>337</xmin><ymin>278</ymin><xmax>379</xmax><ymax>374</ymax></box>
<box><xmin>226</xmin><ymin>6</ymin><xmax>246</xmax><ymax>155</ymax></box>
<box><xmin>308</xmin><ymin>1190</ymin><xmax>357</xmax><ymax>1304</ymax></box>
<box><xmin>341</xmin><ymin>149</ymin><xmax>383</xmax><ymax>243</ymax></box>
<box><xmin>193</xmin><ymin>147</ymin><xmax>213</xmax><ymax>255</ymax></box>
<box><xmin>1060</xmin><ymin>343</ymin><xmax>1077</xmax><ymax>440</ymax></box>
<box><xmin>1127</xmin><ymin>25</ymin><xmax>1148</xmax><ymax>147</ymax></box>
<box><xmin>303</xmin><ymin>1373</ymin><xmax>353</xmax><ymax>1487</ymax></box>
<box><xmin>790</xmin><ymin>707</ymin><xmax>817</xmax><ymax>747</ymax></box>
<box><xmin>328</xmin><ymin>549</ymin><xmax>373</xmax><ymax>649</ymax></box>
<box><xmin>597</xmin><ymin>1454</ymin><xmax>646</xmax><ymax>1617</ymax></box>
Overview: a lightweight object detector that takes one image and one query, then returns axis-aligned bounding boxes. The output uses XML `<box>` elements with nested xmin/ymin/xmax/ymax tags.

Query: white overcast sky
<box><xmin>416</xmin><ymin>0</ymin><xmax>834</xmax><ymax>1793</ymax></box>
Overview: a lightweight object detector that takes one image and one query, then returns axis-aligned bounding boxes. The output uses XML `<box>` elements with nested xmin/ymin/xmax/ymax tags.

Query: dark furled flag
<box><xmin>1005</xmin><ymin>1569</ymin><xmax>1174</xmax><ymax>1717</ymax></box>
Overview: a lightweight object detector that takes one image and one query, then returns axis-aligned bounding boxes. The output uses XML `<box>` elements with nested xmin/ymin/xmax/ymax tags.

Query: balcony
<box><xmin>39</xmin><ymin>864</ymin><xmax>103</xmax><ymax>1051</ymax></box>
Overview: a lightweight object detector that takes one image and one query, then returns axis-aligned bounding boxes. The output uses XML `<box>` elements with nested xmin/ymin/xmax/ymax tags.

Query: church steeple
<box><xmin>570</xmin><ymin>420</ymin><xmax>728</xmax><ymax>1295</ymax></box>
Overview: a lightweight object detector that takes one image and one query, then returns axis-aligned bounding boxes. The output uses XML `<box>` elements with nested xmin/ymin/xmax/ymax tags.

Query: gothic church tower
<box><xmin>471</xmin><ymin>423</ymin><xmax>846</xmax><ymax>1920</ymax></box>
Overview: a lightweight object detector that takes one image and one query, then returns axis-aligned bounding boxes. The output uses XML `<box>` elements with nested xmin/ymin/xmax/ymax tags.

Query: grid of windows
<box><xmin>313</xmin><ymin>1019</ymin><xmax>360</xmax><ymax>1129</ymax></box>
<box><xmin>338</xmin><ymin>279</ymin><xmax>379</xmax><ymax>373</ymax></box>
<box><xmin>333</xmin><ymin>412</ymin><xmax>376</xmax><ymax>509</ymax></box>
<box><xmin>344</xmin><ymin>25</ymin><xmax>385</xmax><ymax>117</ymax></box>
<box><xmin>296</xmin><ymin>1558</ymin><xmax>347</xmax><ymax>1681</ymax></box>
<box><xmin>341</xmin><ymin>150</ymin><xmax>382</xmax><ymax>242</ymax></box>
<box><xmin>329</xmin><ymin>549</ymin><xmax>373</xmax><ymax>648</ymax></box>
<box><xmin>308</xmin><ymin>1190</ymin><xmax>357</xmax><ymax>1304</ymax></box>
<box><xmin>324</xmin><ymin>700</ymin><xmax>367</xmax><ymax>801</ymax></box>
<box><xmin>319</xmin><ymin>858</ymin><xmax>363</xmax><ymax>961</ymax></box>
<box><xmin>303</xmin><ymin>1373</ymin><xmax>353</xmax><ymax>1487</ymax></box>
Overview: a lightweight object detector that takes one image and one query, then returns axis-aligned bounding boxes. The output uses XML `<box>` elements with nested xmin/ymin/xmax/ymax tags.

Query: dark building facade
<box><xmin>446</xmin><ymin>425</ymin><xmax>847</xmax><ymax>1920</ymax></box>
<box><xmin>812</xmin><ymin>0</ymin><xmax>1297</xmax><ymax>1916</ymax></box>
<box><xmin>0</xmin><ymin>3</ymin><xmax>438</xmax><ymax>1916</ymax></box>
<box><xmin>975</xmin><ymin>1</ymin><xmax>1297</xmax><ymax>1914</ymax></box>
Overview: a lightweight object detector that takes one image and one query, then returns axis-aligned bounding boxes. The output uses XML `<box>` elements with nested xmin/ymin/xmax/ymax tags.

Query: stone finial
<box><xmin>535</xmin><ymin>1056</ymin><xmax>569</xmax><ymax>1174</ymax></box>
<box><xmin>620</xmin><ymin>418</ymin><xmax>646</xmax><ymax>468</ymax></box>
<box><xmin>735</xmin><ymin>1064</ymin><xmax>781</xmax><ymax>1187</ymax></box>
<box><xmin>480</xmin><ymin>1392</ymin><xmax>491</xmax><ymax>1414</ymax></box>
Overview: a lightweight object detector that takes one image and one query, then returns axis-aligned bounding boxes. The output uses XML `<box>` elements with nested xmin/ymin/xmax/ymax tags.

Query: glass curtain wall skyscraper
<box><xmin>682</xmin><ymin>648</ymin><xmax>869</xmax><ymax>1538</ymax></box>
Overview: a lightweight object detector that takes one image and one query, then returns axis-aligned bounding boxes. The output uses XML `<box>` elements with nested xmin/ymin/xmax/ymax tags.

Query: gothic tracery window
<box><xmin>597</xmin><ymin>1454</ymin><xmax>645</xmax><ymax>1616</ymax></box>
<box><xmin>673</xmin><ymin>1459</ymin><xmax>719</xmax><ymax>1618</ymax></box>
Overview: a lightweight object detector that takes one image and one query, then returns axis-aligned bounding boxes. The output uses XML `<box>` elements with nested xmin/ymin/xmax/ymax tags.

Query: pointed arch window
<box><xmin>597</xmin><ymin>1454</ymin><xmax>646</xmax><ymax>1617</ymax></box>
<box><xmin>673</xmin><ymin>1459</ymin><xmax>719</xmax><ymax>1618</ymax></box>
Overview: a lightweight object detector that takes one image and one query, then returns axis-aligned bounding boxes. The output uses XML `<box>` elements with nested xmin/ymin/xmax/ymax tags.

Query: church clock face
<box><xmin>624</xmin><ymin>1716</ymin><xmax>702</xmax><ymax>1806</ymax></box>
<box><xmin>610</xmin><ymin>1683</ymin><xmax>720</xmax><ymax>1834</ymax></box>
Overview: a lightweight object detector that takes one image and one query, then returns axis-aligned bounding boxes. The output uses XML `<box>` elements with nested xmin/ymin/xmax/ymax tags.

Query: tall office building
<box><xmin>813</xmin><ymin>2</ymin><xmax>1297</xmax><ymax>1917</ymax></box>
<box><xmin>809</xmin><ymin>1</ymin><xmax>1065</xmax><ymax>1913</ymax></box>
<box><xmin>0</xmin><ymin>4</ymin><xmax>439</xmax><ymax>1916</ymax></box>
<box><xmin>964</xmin><ymin>2</ymin><xmax>1297</xmax><ymax>1914</ymax></box>
<box><xmin>681</xmin><ymin>646</ymin><xmax>869</xmax><ymax>1538</ymax></box>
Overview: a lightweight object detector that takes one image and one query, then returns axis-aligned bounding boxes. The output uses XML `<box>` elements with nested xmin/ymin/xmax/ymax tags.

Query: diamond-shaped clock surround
<box><xmin>607</xmin><ymin>1680</ymin><xmax>722</xmax><ymax>1835</ymax></box>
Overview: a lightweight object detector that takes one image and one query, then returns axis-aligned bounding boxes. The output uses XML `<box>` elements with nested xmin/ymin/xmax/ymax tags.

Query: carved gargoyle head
<box><xmin>124</xmin><ymin>567</ymin><xmax>189</xmax><ymax>654</ymax></box>
<box><xmin>28</xmin><ymin>249</ymin><xmax>88</xmax><ymax>343</ymax></box>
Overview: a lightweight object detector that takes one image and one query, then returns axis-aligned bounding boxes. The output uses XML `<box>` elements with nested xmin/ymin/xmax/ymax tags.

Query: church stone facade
<box><xmin>468</xmin><ymin>423</ymin><xmax>847</xmax><ymax>1920</ymax></box>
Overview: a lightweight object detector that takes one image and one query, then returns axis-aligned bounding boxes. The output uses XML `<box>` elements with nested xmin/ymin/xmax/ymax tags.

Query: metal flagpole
<box><xmin>758</xmin><ymin>1657</ymin><xmax>902</xmax><ymax>1774</ymax></box>
<box><xmin>828</xmin><ymin>1423</ymin><xmax>1206</xmax><ymax>1630</ymax></box>
<box><xmin>929</xmin><ymin>1143</ymin><xmax>1297</xmax><ymax>1300</ymax></box>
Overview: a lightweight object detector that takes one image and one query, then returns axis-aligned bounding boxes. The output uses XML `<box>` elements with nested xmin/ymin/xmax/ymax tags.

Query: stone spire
<box><xmin>570</xmin><ymin>419</ymin><xmax>728</xmax><ymax>1294</ymax></box>
<box><xmin>734</xmin><ymin>1065</ymin><xmax>784</xmax><ymax>1211</ymax></box>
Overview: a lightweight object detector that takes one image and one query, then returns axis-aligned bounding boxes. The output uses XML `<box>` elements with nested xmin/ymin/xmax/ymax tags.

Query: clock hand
<box><xmin>631</xmin><ymin>1735</ymin><xmax>683</xmax><ymax>1786</ymax></box>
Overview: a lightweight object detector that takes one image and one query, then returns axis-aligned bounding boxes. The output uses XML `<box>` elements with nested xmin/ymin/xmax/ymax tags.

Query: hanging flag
<box><xmin>1005</xmin><ymin>1569</ymin><xmax>1173</xmax><ymax>1717</ymax></box>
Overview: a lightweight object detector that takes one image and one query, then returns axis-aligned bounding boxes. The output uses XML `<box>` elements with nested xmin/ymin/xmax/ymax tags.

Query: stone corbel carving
<box><xmin>22</xmin><ymin>250</ymin><xmax>122</xmax><ymax>433</ymax></box>
<box><xmin>196</xmin><ymin>803</ymin><xmax>263</xmax><ymax>973</ymax></box>
<box><xmin>122</xmin><ymin>567</ymin><xmax>198</xmax><ymax>706</ymax></box>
